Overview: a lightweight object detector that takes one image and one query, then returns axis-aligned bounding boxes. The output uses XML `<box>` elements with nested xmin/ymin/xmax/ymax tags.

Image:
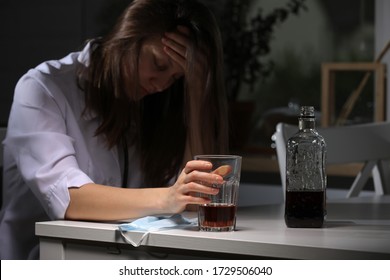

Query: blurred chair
<box><xmin>272</xmin><ymin>122</ymin><xmax>390</xmax><ymax>199</ymax></box>
<box><xmin>0</xmin><ymin>127</ymin><xmax>6</xmax><ymax>163</ymax></box>
<box><xmin>0</xmin><ymin>127</ymin><xmax>6</xmax><ymax>209</ymax></box>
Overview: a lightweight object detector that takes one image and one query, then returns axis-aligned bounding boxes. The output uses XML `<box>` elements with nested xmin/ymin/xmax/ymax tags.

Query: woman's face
<box><xmin>137</xmin><ymin>37</ymin><xmax>184</xmax><ymax>98</ymax></box>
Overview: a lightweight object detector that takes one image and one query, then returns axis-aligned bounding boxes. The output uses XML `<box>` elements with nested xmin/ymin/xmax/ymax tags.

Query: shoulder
<box><xmin>16</xmin><ymin>50</ymin><xmax>81</xmax><ymax>88</ymax></box>
<box><xmin>13</xmin><ymin>53</ymin><xmax>81</xmax><ymax>110</ymax></box>
<box><xmin>34</xmin><ymin>51</ymin><xmax>81</xmax><ymax>76</ymax></box>
<box><xmin>17</xmin><ymin>41</ymin><xmax>93</xmax><ymax>88</ymax></box>
<box><xmin>13</xmin><ymin>43</ymin><xmax>93</xmax><ymax>109</ymax></box>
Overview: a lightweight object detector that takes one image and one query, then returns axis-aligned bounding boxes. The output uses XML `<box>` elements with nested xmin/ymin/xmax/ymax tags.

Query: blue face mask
<box><xmin>118</xmin><ymin>214</ymin><xmax>197</xmax><ymax>247</ymax></box>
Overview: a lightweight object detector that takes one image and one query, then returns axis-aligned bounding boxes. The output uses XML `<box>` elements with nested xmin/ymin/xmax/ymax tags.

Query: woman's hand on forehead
<box><xmin>161</xmin><ymin>25</ymin><xmax>190</xmax><ymax>71</ymax></box>
<box><xmin>162</xmin><ymin>25</ymin><xmax>207</xmax><ymax>87</ymax></box>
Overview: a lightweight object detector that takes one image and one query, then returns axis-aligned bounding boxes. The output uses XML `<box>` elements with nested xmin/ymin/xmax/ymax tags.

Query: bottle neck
<box><xmin>299</xmin><ymin>117</ymin><xmax>316</xmax><ymax>130</ymax></box>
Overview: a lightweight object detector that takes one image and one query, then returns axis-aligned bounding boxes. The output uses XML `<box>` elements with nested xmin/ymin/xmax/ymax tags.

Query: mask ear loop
<box><xmin>119</xmin><ymin>230</ymin><xmax>151</xmax><ymax>247</ymax></box>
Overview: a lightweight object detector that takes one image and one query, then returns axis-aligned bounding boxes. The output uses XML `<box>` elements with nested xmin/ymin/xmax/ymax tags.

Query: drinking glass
<box><xmin>195</xmin><ymin>155</ymin><xmax>242</xmax><ymax>232</ymax></box>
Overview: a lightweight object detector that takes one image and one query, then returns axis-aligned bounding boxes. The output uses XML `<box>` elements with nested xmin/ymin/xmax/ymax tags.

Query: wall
<box><xmin>0</xmin><ymin>0</ymin><xmax>109</xmax><ymax>125</ymax></box>
<box><xmin>250</xmin><ymin>0</ymin><xmax>333</xmax><ymax>65</ymax></box>
<box><xmin>1</xmin><ymin>0</ymin><xmax>387</xmax><ymax>123</ymax></box>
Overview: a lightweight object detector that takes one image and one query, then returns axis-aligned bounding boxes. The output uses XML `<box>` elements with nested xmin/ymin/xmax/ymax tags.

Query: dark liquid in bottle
<box><xmin>199</xmin><ymin>204</ymin><xmax>236</xmax><ymax>228</ymax></box>
<box><xmin>285</xmin><ymin>190</ymin><xmax>325</xmax><ymax>228</ymax></box>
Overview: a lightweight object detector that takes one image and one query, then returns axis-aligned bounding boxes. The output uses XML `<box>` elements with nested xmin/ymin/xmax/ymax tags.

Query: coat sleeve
<box><xmin>4</xmin><ymin>71</ymin><xmax>93</xmax><ymax>219</ymax></box>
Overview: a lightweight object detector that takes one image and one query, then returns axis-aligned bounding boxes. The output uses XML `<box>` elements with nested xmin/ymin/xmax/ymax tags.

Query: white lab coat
<box><xmin>0</xmin><ymin>43</ymin><xmax>142</xmax><ymax>259</ymax></box>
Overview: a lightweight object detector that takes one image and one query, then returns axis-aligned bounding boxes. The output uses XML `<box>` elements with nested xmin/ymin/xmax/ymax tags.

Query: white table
<box><xmin>36</xmin><ymin>195</ymin><xmax>390</xmax><ymax>260</ymax></box>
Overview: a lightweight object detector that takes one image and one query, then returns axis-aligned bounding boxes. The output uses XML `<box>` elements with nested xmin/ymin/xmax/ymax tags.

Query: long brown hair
<box><xmin>79</xmin><ymin>0</ymin><xmax>228</xmax><ymax>187</ymax></box>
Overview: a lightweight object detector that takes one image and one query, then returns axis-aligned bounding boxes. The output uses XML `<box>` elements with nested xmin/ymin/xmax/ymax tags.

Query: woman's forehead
<box><xmin>141</xmin><ymin>36</ymin><xmax>171</xmax><ymax>62</ymax></box>
<box><xmin>142</xmin><ymin>37</ymin><xmax>163</xmax><ymax>53</ymax></box>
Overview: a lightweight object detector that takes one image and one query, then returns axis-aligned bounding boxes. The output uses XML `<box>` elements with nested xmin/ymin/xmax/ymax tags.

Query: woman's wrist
<box><xmin>153</xmin><ymin>187</ymin><xmax>172</xmax><ymax>214</ymax></box>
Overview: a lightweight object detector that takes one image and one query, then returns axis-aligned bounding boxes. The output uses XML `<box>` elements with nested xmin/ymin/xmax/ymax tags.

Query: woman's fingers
<box><xmin>169</xmin><ymin>160</ymin><xmax>233</xmax><ymax>212</ymax></box>
<box><xmin>182</xmin><ymin>160</ymin><xmax>221</xmax><ymax>184</ymax></box>
<box><xmin>185</xmin><ymin>195</ymin><xmax>211</xmax><ymax>205</ymax></box>
<box><xmin>162</xmin><ymin>34</ymin><xmax>187</xmax><ymax>55</ymax></box>
<box><xmin>164</xmin><ymin>26</ymin><xmax>190</xmax><ymax>53</ymax></box>
<box><xmin>161</xmin><ymin>25</ymin><xmax>208</xmax><ymax>88</ymax></box>
<box><xmin>213</xmin><ymin>165</ymin><xmax>233</xmax><ymax>177</ymax></box>
<box><xmin>161</xmin><ymin>26</ymin><xmax>190</xmax><ymax>69</ymax></box>
<box><xmin>185</xmin><ymin>170</ymin><xmax>222</xmax><ymax>184</ymax></box>
<box><xmin>184</xmin><ymin>181</ymin><xmax>219</xmax><ymax>195</ymax></box>
<box><xmin>162</xmin><ymin>43</ymin><xmax>186</xmax><ymax>69</ymax></box>
<box><xmin>183</xmin><ymin>160</ymin><xmax>212</xmax><ymax>174</ymax></box>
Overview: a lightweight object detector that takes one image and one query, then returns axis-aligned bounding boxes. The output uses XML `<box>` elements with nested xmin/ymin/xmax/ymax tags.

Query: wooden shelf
<box><xmin>321</xmin><ymin>62</ymin><xmax>386</xmax><ymax>127</ymax></box>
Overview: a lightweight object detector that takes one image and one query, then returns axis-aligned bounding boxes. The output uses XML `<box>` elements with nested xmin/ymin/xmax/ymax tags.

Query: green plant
<box><xmin>257</xmin><ymin>49</ymin><xmax>321</xmax><ymax>112</ymax></box>
<box><xmin>219</xmin><ymin>0</ymin><xmax>307</xmax><ymax>100</ymax></box>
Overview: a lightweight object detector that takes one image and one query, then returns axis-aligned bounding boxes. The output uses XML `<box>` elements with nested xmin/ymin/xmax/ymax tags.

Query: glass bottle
<box><xmin>285</xmin><ymin>106</ymin><xmax>327</xmax><ymax>228</ymax></box>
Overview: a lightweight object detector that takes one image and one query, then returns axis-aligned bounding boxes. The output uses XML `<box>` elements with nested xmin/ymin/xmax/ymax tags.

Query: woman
<box><xmin>0</xmin><ymin>0</ymin><xmax>228</xmax><ymax>259</ymax></box>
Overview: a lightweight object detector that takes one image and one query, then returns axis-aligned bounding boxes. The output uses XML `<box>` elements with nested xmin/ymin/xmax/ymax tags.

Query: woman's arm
<box><xmin>65</xmin><ymin>160</ymin><xmax>222</xmax><ymax>221</ymax></box>
<box><xmin>65</xmin><ymin>184</ymin><xmax>169</xmax><ymax>221</ymax></box>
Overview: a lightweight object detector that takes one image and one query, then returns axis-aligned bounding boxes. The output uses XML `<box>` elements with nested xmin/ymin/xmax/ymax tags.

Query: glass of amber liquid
<box><xmin>195</xmin><ymin>155</ymin><xmax>242</xmax><ymax>232</ymax></box>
